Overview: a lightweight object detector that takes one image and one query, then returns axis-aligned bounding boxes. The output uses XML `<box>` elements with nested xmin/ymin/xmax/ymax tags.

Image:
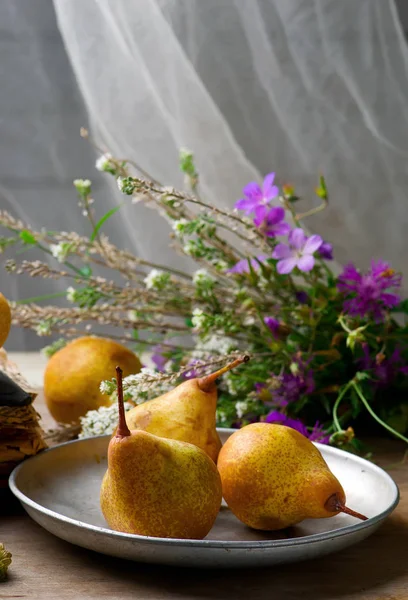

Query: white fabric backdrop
<box><xmin>52</xmin><ymin>0</ymin><xmax>408</xmax><ymax>280</ymax></box>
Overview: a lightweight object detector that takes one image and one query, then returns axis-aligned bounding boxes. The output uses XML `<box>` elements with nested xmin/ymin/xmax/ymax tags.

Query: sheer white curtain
<box><xmin>52</xmin><ymin>0</ymin><xmax>408</xmax><ymax>283</ymax></box>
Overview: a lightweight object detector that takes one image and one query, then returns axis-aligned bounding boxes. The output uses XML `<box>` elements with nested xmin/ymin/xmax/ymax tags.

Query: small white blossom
<box><xmin>99</xmin><ymin>380</ymin><xmax>116</xmax><ymax>395</ymax></box>
<box><xmin>117</xmin><ymin>176</ymin><xmax>124</xmax><ymax>192</ymax></box>
<box><xmin>225</xmin><ymin>373</ymin><xmax>239</xmax><ymax>396</ymax></box>
<box><xmin>191</xmin><ymin>308</ymin><xmax>206</xmax><ymax>330</ymax></box>
<box><xmin>50</xmin><ymin>242</ymin><xmax>72</xmax><ymax>263</ymax></box>
<box><xmin>216</xmin><ymin>409</ymin><xmax>228</xmax><ymax>424</ymax></box>
<box><xmin>143</xmin><ymin>269</ymin><xmax>170</xmax><ymax>290</ymax></box>
<box><xmin>213</xmin><ymin>259</ymin><xmax>229</xmax><ymax>271</ymax></box>
<box><xmin>163</xmin><ymin>360</ymin><xmax>174</xmax><ymax>373</ymax></box>
<box><xmin>35</xmin><ymin>320</ymin><xmax>52</xmax><ymax>337</ymax></box>
<box><xmin>235</xmin><ymin>401</ymin><xmax>249</xmax><ymax>419</ymax></box>
<box><xmin>73</xmin><ymin>179</ymin><xmax>92</xmax><ymax>196</ymax></box>
<box><xmin>193</xmin><ymin>269</ymin><xmax>215</xmax><ymax>286</ymax></box>
<box><xmin>243</xmin><ymin>315</ymin><xmax>256</xmax><ymax>326</ymax></box>
<box><xmin>95</xmin><ymin>153</ymin><xmax>112</xmax><ymax>172</ymax></box>
<box><xmin>172</xmin><ymin>218</ymin><xmax>189</xmax><ymax>238</ymax></box>
<box><xmin>183</xmin><ymin>240</ymin><xmax>196</xmax><ymax>256</ymax></box>
<box><xmin>66</xmin><ymin>287</ymin><xmax>76</xmax><ymax>303</ymax></box>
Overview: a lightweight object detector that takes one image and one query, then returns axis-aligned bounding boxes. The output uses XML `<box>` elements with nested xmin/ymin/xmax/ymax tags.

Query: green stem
<box><xmin>332</xmin><ymin>381</ymin><xmax>354</xmax><ymax>432</ymax></box>
<box><xmin>36</xmin><ymin>242</ymin><xmax>85</xmax><ymax>278</ymax></box>
<box><xmin>16</xmin><ymin>292</ymin><xmax>68</xmax><ymax>305</ymax></box>
<box><xmin>352</xmin><ymin>382</ymin><xmax>408</xmax><ymax>444</ymax></box>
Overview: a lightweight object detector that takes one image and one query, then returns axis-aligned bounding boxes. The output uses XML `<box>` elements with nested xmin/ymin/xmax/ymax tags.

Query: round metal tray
<box><xmin>9</xmin><ymin>429</ymin><xmax>399</xmax><ymax>568</ymax></box>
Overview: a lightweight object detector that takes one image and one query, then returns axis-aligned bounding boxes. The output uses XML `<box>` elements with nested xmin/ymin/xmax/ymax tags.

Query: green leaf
<box><xmin>247</xmin><ymin>258</ymin><xmax>258</xmax><ymax>285</ymax></box>
<box><xmin>254</xmin><ymin>257</ymin><xmax>270</xmax><ymax>280</ymax></box>
<box><xmin>354</xmin><ymin>371</ymin><xmax>371</xmax><ymax>382</ymax></box>
<box><xmin>79</xmin><ymin>265</ymin><xmax>92</xmax><ymax>278</ymax></box>
<box><xmin>315</xmin><ymin>175</ymin><xmax>328</xmax><ymax>200</ymax></box>
<box><xmin>19</xmin><ymin>230</ymin><xmax>37</xmax><ymax>245</ymax></box>
<box><xmin>392</xmin><ymin>299</ymin><xmax>408</xmax><ymax>314</ymax></box>
<box><xmin>90</xmin><ymin>205</ymin><xmax>123</xmax><ymax>242</ymax></box>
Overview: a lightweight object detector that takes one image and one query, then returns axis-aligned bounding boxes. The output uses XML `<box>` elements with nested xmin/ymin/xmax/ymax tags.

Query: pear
<box><xmin>217</xmin><ymin>422</ymin><xmax>367</xmax><ymax>530</ymax></box>
<box><xmin>0</xmin><ymin>293</ymin><xmax>11</xmax><ymax>348</ymax></box>
<box><xmin>44</xmin><ymin>336</ymin><xmax>141</xmax><ymax>424</ymax></box>
<box><xmin>101</xmin><ymin>366</ymin><xmax>222</xmax><ymax>539</ymax></box>
<box><xmin>125</xmin><ymin>355</ymin><xmax>250</xmax><ymax>462</ymax></box>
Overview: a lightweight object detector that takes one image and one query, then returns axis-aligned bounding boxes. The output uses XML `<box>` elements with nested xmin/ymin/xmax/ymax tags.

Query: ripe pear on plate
<box><xmin>217</xmin><ymin>422</ymin><xmax>367</xmax><ymax>530</ymax></box>
<box><xmin>0</xmin><ymin>293</ymin><xmax>11</xmax><ymax>348</ymax></box>
<box><xmin>44</xmin><ymin>336</ymin><xmax>141</xmax><ymax>424</ymax></box>
<box><xmin>125</xmin><ymin>355</ymin><xmax>250</xmax><ymax>462</ymax></box>
<box><xmin>101</xmin><ymin>367</ymin><xmax>222</xmax><ymax>539</ymax></box>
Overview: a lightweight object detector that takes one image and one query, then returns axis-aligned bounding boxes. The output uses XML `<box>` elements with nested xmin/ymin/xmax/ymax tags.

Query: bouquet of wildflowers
<box><xmin>1</xmin><ymin>129</ymin><xmax>408</xmax><ymax>453</ymax></box>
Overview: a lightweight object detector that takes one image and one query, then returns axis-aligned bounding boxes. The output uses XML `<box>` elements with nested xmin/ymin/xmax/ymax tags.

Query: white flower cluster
<box><xmin>66</xmin><ymin>286</ymin><xmax>77</xmax><ymax>303</ymax></box>
<box><xmin>194</xmin><ymin>334</ymin><xmax>236</xmax><ymax>355</ymax></box>
<box><xmin>224</xmin><ymin>373</ymin><xmax>240</xmax><ymax>396</ymax></box>
<box><xmin>235</xmin><ymin>400</ymin><xmax>249</xmax><ymax>419</ymax></box>
<box><xmin>50</xmin><ymin>242</ymin><xmax>72</xmax><ymax>264</ymax></box>
<box><xmin>117</xmin><ymin>176</ymin><xmax>125</xmax><ymax>192</ymax></box>
<box><xmin>95</xmin><ymin>153</ymin><xmax>112</xmax><ymax>172</ymax></box>
<box><xmin>183</xmin><ymin>240</ymin><xmax>197</xmax><ymax>256</ymax></box>
<box><xmin>73</xmin><ymin>178</ymin><xmax>92</xmax><ymax>197</ymax></box>
<box><xmin>172</xmin><ymin>219</ymin><xmax>189</xmax><ymax>238</ymax></box>
<box><xmin>216</xmin><ymin>408</ymin><xmax>228</xmax><ymax>425</ymax></box>
<box><xmin>193</xmin><ymin>269</ymin><xmax>215</xmax><ymax>286</ymax></box>
<box><xmin>79</xmin><ymin>402</ymin><xmax>133</xmax><ymax>439</ymax></box>
<box><xmin>35</xmin><ymin>320</ymin><xmax>52</xmax><ymax>337</ymax></box>
<box><xmin>191</xmin><ymin>308</ymin><xmax>207</xmax><ymax>330</ymax></box>
<box><xmin>143</xmin><ymin>269</ymin><xmax>171</xmax><ymax>290</ymax></box>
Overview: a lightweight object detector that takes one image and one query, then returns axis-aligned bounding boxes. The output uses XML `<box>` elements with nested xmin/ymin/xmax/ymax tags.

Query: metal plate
<box><xmin>9</xmin><ymin>429</ymin><xmax>399</xmax><ymax>569</ymax></box>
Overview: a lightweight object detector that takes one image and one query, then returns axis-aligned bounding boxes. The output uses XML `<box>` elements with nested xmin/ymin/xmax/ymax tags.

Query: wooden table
<box><xmin>2</xmin><ymin>393</ymin><xmax>408</xmax><ymax>600</ymax></box>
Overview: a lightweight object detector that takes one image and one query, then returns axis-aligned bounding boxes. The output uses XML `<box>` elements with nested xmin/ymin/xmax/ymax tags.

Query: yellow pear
<box><xmin>125</xmin><ymin>355</ymin><xmax>249</xmax><ymax>462</ymax></box>
<box><xmin>0</xmin><ymin>293</ymin><xmax>11</xmax><ymax>348</ymax></box>
<box><xmin>44</xmin><ymin>336</ymin><xmax>141</xmax><ymax>424</ymax></box>
<box><xmin>101</xmin><ymin>367</ymin><xmax>222</xmax><ymax>539</ymax></box>
<box><xmin>217</xmin><ymin>422</ymin><xmax>367</xmax><ymax>530</ymax></box>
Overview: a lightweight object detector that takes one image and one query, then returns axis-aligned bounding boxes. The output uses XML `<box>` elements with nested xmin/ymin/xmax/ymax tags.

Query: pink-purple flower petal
<box><xmin>262</xmin><ymin>172</ymin><xmax>279</xmax><ymax>200</ymax></box>
<box><xmin>303</xmin><ymin>234</ymin><xmax>323</xmax><ymax>255</ymax></box>
<box><xmin>297</xmin><ymin>255</ymin><xmax>315</xmax><ymax>272</ymax></box>
<box><xmin>243</xmin><ymin>181</ymin><xmax>263</xmax><ymax>200</ymax></box>
<box><xmin>289</xmin><ymin>228</ymin><xmax>307</xmax><ymax>250</ymax></box>
<box><xmin>272</xmin><ymin>243</ymin><xmax>293</xmax><ymax>260</ymax></box>
<box><xmin>277</xmin><ymin>256</ymin><xmax>298</xmax><ymax>274</ymax></box>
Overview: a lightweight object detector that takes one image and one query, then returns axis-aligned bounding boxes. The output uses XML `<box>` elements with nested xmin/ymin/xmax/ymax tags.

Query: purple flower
<box><xmin>264</xmin><ymin>316</ymin><xmax>280</xmax><ymax>338</ymax></box>
<box><xmin>308</xmin><ymin>422</ymin><xmax>331</xmax><ymax>444</ymax></box>
<box><xmin>253</xmin><ymin>206</ymin><xmax>290</xmax><ymax>238</ymax></box>
<box><xmin>264</xmin><ymin>411</ymin><xmax>308</xmax><ymax>436</ymax></box>
<box><xmin>256</xmin><ymin>356</ymin><xmax>315</xmax><ymax>408</ymax></box>
<box><xmin>235</xmin><ymin>173</ymin><xmax>279</xmax><ymax>215</ymax></box>
<box><xmin>272</xmin><ymin>228</ymin><xmax>323</xmax><ymax>274</ymax></box>
<box><xmin>338</xmin><ymin>260</ymin><xmax>401</xmax><ymax>321</ymax></box>
<box><xmin>227</xmin><ymin>254</ymin><xmax>267</xmax><ymax>275</ymax></box>
<box><xmin>358</xmin><ymin>343</ymin><xmax>408</xmax><ymax>387</ymax></box>
<box><xmin>151</xmin><ymin>346</ymin><xmax>167</xmax><ymax>372</ymax></box>
<box><xmin>264</xmin><ymin>412</ymin><xmax>330</xmax><ymax>444</ymax></box>
<box><xmin>183</xmin><ymin>359</ymin><xmax>202</xmax><ymax>380</ymax></box>
<box><xmin>295</xmin><ymin>290</ymin><xmax>309</xmax><ymax>304</ymax></box>
<box><xmin>318</xmin><ymin>241</ymin><xmax>333</xmax><ymax>260</ymax></box>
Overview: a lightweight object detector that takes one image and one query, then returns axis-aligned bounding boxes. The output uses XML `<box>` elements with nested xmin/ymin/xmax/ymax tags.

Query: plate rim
<box><xmin>9</xmin><ymin>430</ymin><xmax>400</xmax><ymax>550</ymax></box>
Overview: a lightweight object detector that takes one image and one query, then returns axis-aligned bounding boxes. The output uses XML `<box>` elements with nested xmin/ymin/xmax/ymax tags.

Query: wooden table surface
<box><xmin>2</xmin><ymin>393</ymin><xmax>408</xmax><ymax>600</ymax></box>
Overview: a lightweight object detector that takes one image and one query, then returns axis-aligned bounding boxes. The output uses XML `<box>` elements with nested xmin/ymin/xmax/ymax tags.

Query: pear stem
<box><xmin>197</xmin><ymin>355</ymin><xmax>250</xmax><ymax>393</ymax></box>
<box><xmin>325</xmin><ymin>493</ymin><xmax>368</xmax><ymax>521</ymax></box>
<box><xmin>115</xmin><ymin>366</ymin><xmax>131</xmax><ymax>438</ymax></box>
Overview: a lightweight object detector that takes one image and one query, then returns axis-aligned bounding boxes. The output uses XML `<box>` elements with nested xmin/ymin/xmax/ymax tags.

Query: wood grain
<box><xmin>2</xmin><ymin>393</ymin><xmax>408</xmax><ymax>600</ymax></box>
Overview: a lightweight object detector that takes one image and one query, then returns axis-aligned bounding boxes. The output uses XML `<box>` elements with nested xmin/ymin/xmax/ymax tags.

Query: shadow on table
<box><xmin>69</xmin><ymin>514</ymin><xmax>407</xmax><ymax>599</ymax></box>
